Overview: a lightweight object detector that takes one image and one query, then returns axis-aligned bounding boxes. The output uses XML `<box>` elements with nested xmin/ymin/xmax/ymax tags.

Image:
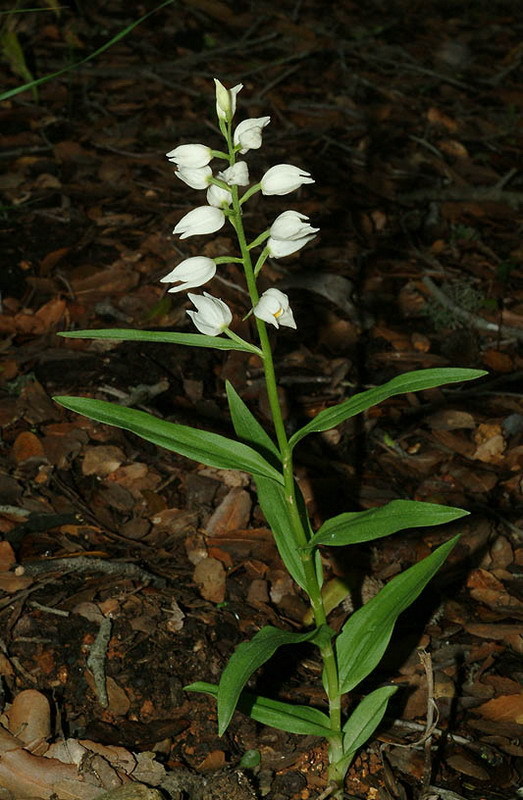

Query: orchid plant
<box><xmin>54</xmin><ymin>80</ymin><xmax>485</xmax><ymax>796</ymax></box>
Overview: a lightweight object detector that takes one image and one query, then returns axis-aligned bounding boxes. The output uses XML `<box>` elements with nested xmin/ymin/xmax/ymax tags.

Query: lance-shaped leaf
<box><xmin>59</xmin><ymin>328</ymin><xmax>259</xmax><ymax>353</ymax></box>
<box><xmin>53</xmin><ymin>396</ymin><xmax>283</xmax><ymax>483</ymax></box>
<box><xmin>217</xmin><ymin>625</ymin><xmax>327</xmax><ymax>735</ymax></box>
<box><xmin>254</xmin><ymin>476</ymin><xmax>307</xmax><ymax>590</ymax></box>
<box><xmin>226</xmin><ymin>381</ymin><xmax>281</xmax><ymax>461</ymax></box>
<box><xmin>331</xmin><ymin>686</ymin><xmax>398</xmax><ymax>777</ymax></box>
<box><xmin>186</xmin><ymin>681</ymin><xmax>333</xmax><ymax>737</ymax></box>
<box><xmin>336</xmin><ymin>536</ymin><xmax>458</xmax><ymax>694</ymax></box>
<box><xmin>289</xmin><ymin>368</ymin><xmax>486</xmax><ymax>449</ymax></box>
<box><xmin>342</xmin><ymin>685</ymin><xmax>397</xmax><ymax>756</ymax></box>
<box><xmin>309</xmin><ymin>500</ymin><xmax>469</xmax><ymax>548</ymax></box>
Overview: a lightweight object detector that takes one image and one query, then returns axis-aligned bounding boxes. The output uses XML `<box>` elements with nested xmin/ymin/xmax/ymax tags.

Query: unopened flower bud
<box><xmin>173</xmin><ymin>206</ymin><xmax>225</xmax><ymax>239</ymax></box>
<box><xmin>160</xmin><ymin>257</ymin><xmax>216</xmax><ymax>293</ymax></box>
<box><xmin>166</xmin><ymin>144</ymin><xmax>212</xmax><ymax>169</ymax></box>
<box><xmin>260</xmin><ymin>164</ymin><xmax>314</xmax><ymax>196</ymax></box>
<box><xmin>214</xmin><ymin>79</ymin><xmax>243</xmax><ymax>122</ymax></box>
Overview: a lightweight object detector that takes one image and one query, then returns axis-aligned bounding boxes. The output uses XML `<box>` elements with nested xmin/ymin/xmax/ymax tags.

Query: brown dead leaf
<box><xmin>427</xmin><ymin>107</ymin><xmax>459</xmax><ymax>131</ymax></box>
<box><xmin>446</xmin><ymin>753</ymin><xmax>489</xmax><ymax>781</ymax></box>
<box><xmin>11</xmin><ymin>431</ymin><xmax>45</xmax><ymax>463</ymax></box>
<box><xmin>39</xmin><ymin>247</ymin><xmax>70</xmax><ymax>275</ymax></box>
<box><xmin>0</xmin><ymin>541</ymin><xmax>16</xmax><ymax>572</ymax></box>
<box><xmin>482</xmin><ymin>349</ymin><xmax>514</xmax><ymax>373</ymax></box>
<box><xmin>437</xmin><ymin>139</ymin><xmax>469</xmax><ymax>159</ymax></box>
<box><xmin>34</xmin><ymin>297</ymin><xmax>66</xmax><ymax>328</ymax></box>
<box><xmin>205</xmin><ymin>488</ymin><xmax>252</xmax><ymax>536</ymax></box>
<box><xmin>467</xmin><ymin>569</ymin><xmax>523</xmax><ymax>612</ymax></box>
<box><xmin>105</xmin><ymin>678</ymin><xmax>131</xmax><ymax>717</ymax></box>
<box><xmin>82</xmin><ymin>445</ymin><xmax>126</xmax><ymax>477</ymax></box>
<box><xmin>472</xmin><ymin>422</ymin><xmax>506</xmax><ymax>464</ymax></box>
<box><xmin>5</xmin><ymin>689</ymin><xmax>51</xmax><ymax>744</ymax></box>
<box><xmin>192</xmin><ymin>557</ymin><xmax>226</xmax><ymax>603</ymax></box>
<box><xmin>427</xmin><ymin>409</ymin><xmax>476</xmax><ymax>430</ymax></box>
<box><xmin>0</xmin><ymin>572</ymin><xmax>34</xmax><ymax>592</ymax></box>
<box><xmin>475</xmin><ymin>693</ymin><xmax>523</xmax><ymax>725</ymax></box>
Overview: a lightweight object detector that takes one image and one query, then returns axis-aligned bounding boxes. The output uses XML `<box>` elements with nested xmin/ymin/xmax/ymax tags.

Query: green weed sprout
<box><xmin>54</xmin><ymin>80</ymin><xmax>486</xmax><ymax>796</ymax></box>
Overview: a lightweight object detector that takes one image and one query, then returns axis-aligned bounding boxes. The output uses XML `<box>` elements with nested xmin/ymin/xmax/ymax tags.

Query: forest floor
<box><xmin>0</xmin><ymin>1</ymin><xmax>522</xmax><ymax>799</ymax></box>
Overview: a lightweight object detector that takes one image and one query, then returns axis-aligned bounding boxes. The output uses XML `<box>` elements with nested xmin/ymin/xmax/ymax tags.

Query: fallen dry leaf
<box><xmin>192</xmin><ymin>557</ymin><xmax>226</xmax><ymax>603</ymax></box>
<box><xmin>475</xmin><ymin>693</ymin><xmax>523</xmax><ymax>725</ymax></box>
<box><xmin>472</xmin><ymin>423</ymin><xmax>506</xmax><ymax>464</ymax></box>
<box><xmin>11</xmin><ymin>431</ymin><xmax>45</xmax><ymax>463</ymax></box>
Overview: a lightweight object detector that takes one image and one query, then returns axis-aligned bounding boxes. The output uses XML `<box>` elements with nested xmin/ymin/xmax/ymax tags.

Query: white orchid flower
<box><xmin>206</xmin><ymin>162</ymin><xmax>248</xmax><ymax>207</ymax></box>
<box><xmin>207</xmin><ymin>183</ymin><xmax>232</xmax><ymax>208</ymax></box>
<box><xmin>267</xmin><ymin>235</ymin><xmax>316</xmax><ymax>259</ymax></box>
<box><xmin>175</xmin><ymin>166</ymin><xmax>213</xmax><ymax>190</ymax></box>
<box><xmin>233</xmin><ymin>117</ymin><xmax>270</xmax><ymax>154</ymax></box>
<box><xmin>220</xmin><ymin>161</ymin><xmax>249</xmax><ymax>186</ymax></box>
<box><xmin>270</xmin><ymin>210</ymin><xmax>319</xmax><ymax>240</ymax></box>
<box><xmin>253</xmin><ymin>288</ymin><xmax>296</xmax><ymax>329</ymax></box>
<box><xmin>160</xmin><ymin>257</ymin><xmax>216</xmax><ymax>293</ymax></box>
<box><xmin>260</xmin><ymin>164</ymin><xmax>314</xmax><ymax>196</ymax></box>
<box><xmin>187</xmin><ymin>292</ymin><xmax>232</xmax><ymax>336</ymax></box>
<box><xmin>166</xmin><ymin>144</ymin><xmax>212</xmax><ymax>169</ymax></box>
<box><xmin>173</xmin><ymin>206</ymin><xmax>225</xmax><ymax>239</ymax></box>
<box><xmin>214</xmin><ymin>79</ymin><xmax>243</xmax><ymax>122</ymax></box>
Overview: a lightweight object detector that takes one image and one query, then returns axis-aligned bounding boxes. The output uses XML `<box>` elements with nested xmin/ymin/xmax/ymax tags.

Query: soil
<box><xmin>0</xmin><ymin>2</ymin><xmax>522</xmax><ymax>800</ymax></box>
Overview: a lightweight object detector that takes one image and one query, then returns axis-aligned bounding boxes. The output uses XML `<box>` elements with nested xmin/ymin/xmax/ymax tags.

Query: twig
<box><xmin>87</xmin><ymin>615</ymin><xmax>112</xmax><ymax>708</ymax></box>
<box><xmin>418</xmin><ymin>650</ymin><xmax>437</xmax><ymax>792</ymax></box>
<box><xmin>398</xmin><ymin>186</ymin><xmax>523</xmax><ymax>209</ymax></box>
<box><xmin>421</xmin><ymin>275</ymin><xmax>523</xmax><ymax>343</ymax></box>
<box><xmin>19</xmin><ymin>556</ymin><xmax>166</xmax><ymax>588</ymax></box>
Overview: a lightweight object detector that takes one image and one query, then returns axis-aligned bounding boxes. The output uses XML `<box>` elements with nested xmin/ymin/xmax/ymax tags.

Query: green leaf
<box><xmin>226</xmin><ymin>381</ymin><xmax>281</xmax><ymax>460</ymax></box>
<box><xmin>58</xmin><ymin>328</ymin><xmax>256</xmax><ymax>353</ymax></box>
<box><xmin>336</xmin><ymin>536</ymin><xmax>458</xmax><ymax>694</ymax></box>
<box><xmin>217</xmin><ymin>625</ymin><xmax>322</xmax><ymax>735</ymax></box>
<box><xmin>254</xmin><ymin>476</ymin><xmax>307</xmax><ymax>590</ymax></box>
<box><xmin>289</xmin><ymin>368</ymin><xmax>486</xmax><ymax>449</ymax></box>
<box><xmin>53</xmin><ymin>396</ymin><xmax>283</xmax><ymax>484</ymax></box>
<box><xmin>186</xmin><ymin>681</ymin><xmax>333</xmax><ymax>738</ymax></box>
<box><xmin>342</xmin><ymin>685</ymin><xmax>397</xmax><ymax>756</ymax></box>
<box><xmin>1</xmin><ymin>29</ymin><xmax>37</xmax><ymax>99</ymax></box>
<box><xmin>309</xmin><ymin>500</ymin><xmax>469</xmax><ymax>548</ymax></box>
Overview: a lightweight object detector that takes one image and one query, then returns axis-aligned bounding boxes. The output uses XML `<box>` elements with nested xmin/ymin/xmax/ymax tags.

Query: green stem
<box><xmin>228</xmin><ymin>179</ymin><xmax>345</xmax><ymax>787</ymax></box>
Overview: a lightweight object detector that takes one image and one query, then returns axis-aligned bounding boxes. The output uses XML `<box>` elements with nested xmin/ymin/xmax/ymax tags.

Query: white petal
<box><xmin>166</xmin><ymin>144</ymin><xmax>212</xmax><ymax>168</ymax></box>
<box><xmin>267</xmin><ymin>234</ymin><xmax>316</xmax><ymax>258</ymax></box>
<box><xmin>253</xmin><ymin>288</ymin><xmax>296</xmax><ymax>329</ymax></box>
<box><xmin>270</xmin><ymin>210</ymin><xmax>319</xmax><ymax>240</ymax></box>
<box><xmin>187</xmin><ymin>292</ymin><xmax>232</xmax><ymax>335</ymax></box>
<box><xmin>173</xmin><ymin>206</ymin><xmax>225</xmax><ymax>239</ymax></box>
<box><xmin>220</xmin><ymin>161</ymin><xmax>249</xmax><ymax>186</ymax></box>
<box><xmin>160</xmin><ymin>257</ymin><xmax>216</xmax><ymax>293</ymax></box>
<box><xmin>214</xmin><ymin>79</ymin><xmax>243</xmax><ymax>121</ymax></box>
<box><xmin>260</xmin><ymin>164</ymin><xmax>314</xmax><ymax>196</ymax></box>
<box><xmin>207</xmin><ymin>183</ymin><xmax>232</xmax><ymax>208</ymax></box>
<box><xmin>175</xmin><ymin>166</ymin><xmax>212</xmax><ymax>190</ymax></box>
<box><xmin>233</xmin><ymin>116</ymin><xmax>270</xmax><ymax>154</ymax></box>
